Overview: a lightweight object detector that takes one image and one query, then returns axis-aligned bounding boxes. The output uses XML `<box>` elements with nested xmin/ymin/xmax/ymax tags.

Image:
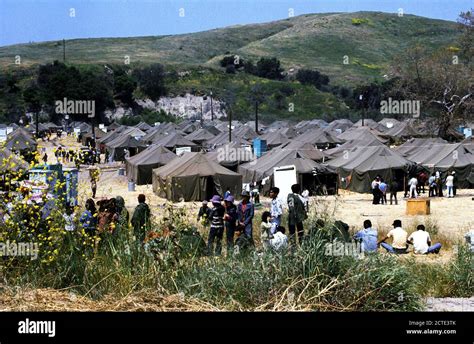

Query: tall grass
<box><xmin>3</xmin><ymin>200</ymin><xmax>471</xmax><ymax>311</ymax></box>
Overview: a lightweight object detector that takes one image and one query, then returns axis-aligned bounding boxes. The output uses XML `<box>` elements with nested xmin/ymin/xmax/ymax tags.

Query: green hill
<box><xmin>0</xmin><ymin>12</ymin><xmax>460</xmax><ymax>85</ymax></box>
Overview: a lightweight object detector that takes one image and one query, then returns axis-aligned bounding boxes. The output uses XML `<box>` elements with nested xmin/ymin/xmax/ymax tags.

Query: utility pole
<box><xmin>63</xmin><ymin>39</ymin><xmax>66</xmax><ymax>63</ymax></box>
<box><xmin>359</xmin><ymin>94</ymin><xmax>365</xmax><ymax>126</ymax></box>
<box><xmin>210</xmin><ymin>91</ymin><xmax>214</xmax><ymax>122</ymax></box>
<box><xmin>255</xmin><ymin>101</ymin><xmax>259</xmax><ymax>134</ymax></box>
<box><xmin>228</xmin><ymin>109</ymin><xmax>232</xmax><ymax>143</ymax></box>
<box><xmin>200</xmin><ymin>102</ymin><xmax>203</xmax><ymax>127</ymax></box>
<box><xmin>35</xmin><ymin>112</ymin><xmax>39</xmax><ymax>139</ymax></box>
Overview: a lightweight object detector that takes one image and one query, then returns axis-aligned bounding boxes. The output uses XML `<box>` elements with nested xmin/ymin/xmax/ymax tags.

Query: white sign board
<box><xmin>464</xmin><ymin>128</ymin><xmax>472</xmax><ymax>138</ymax></box>
<box><xmin>0</xmin><ymin>129</ymin><xmax>7</xmax><ymax>142</ymax></box>
<box><xmin>176</xmin><ymin>146</ymin><xmax>192</xmax><ymax>156</ymax></box>
<box><xmin>273</xmin><ymin>164</ymin><xmax>297</xmax><ymax>204</ymax></box>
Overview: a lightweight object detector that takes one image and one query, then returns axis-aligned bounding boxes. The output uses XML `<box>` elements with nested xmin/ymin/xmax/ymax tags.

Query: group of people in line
<box><xmin>371</xmin><ymin>170</ymin><xmax>458</xmax><ymax>205</ymax></box>
<box><xmin>198</xmin><ymin>184</ymin><xmax>309</xmax><ymax>256</ymax></box>
<box><xmin>354</xmin><ymin>219</ymin><xmax>442</xmax><ymax>255</ymax></box>
<box><xmin>76</xmin><ymin>194</ymin><xmax>151</xmax><ymax>241</ymax></box>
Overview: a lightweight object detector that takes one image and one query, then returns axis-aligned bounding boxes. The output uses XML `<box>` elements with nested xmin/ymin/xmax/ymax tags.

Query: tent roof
<box><xmin>184</xmin><ymin>128</ymin><xmax>216</xmax><ymax>142</ymax></box>
<box><xmin>260</xmin><ymin>130</ymin><xmax>290</xmax><ymax>147</ymax></box>
<box><xmin>327</xmin><ymin>145</ymin><xmax>411</xmax><ymax>173</ymax></box>
<box><xmin>395</xmin><ymin>138</ymin><xmax>448</xmax><ymax>157</ymax></box>
<box><xmin>135</xmin><ymin>121</ymin><xmax>152</xmax><ymax>131</ymax></box>
<box><xmin>205</xmin><ymin>131</ymin><xmax>250</xmax><ymax>147</ymax></box>
<box><xmin>406</xmin><ymin>143</ymin><xmax>474</xmax><ymax>168</ymax></box>
<box><xmin>385</xmin><ymin>121</ymin><xmax>421</xmax><ymax>138</ymax></box>
<box><xmin>295</xmin><ymin>127</ymin><xmax>343</xmax><ymax>145</ymax></box>
<box><xmin>126</xmin><ymin>144</ymin><xmax>176</xmax><ymax>166</ymax></box>
<box><xmin>238</xmin><ymin>143</ymin><xmax>329</xmax><ymax>182</ymax></box>
<box><xmin>337</xmin><ymin>126</ymin><xmax>388</xmax><ymax>143</ymax></box>
<box><xmin>152</xmin><ymin>132</ymin><xmax>197</xmax><ymax>148</ymax></box>
<box><xmin>153</xmin><ymin>152</ymin><xmax>240</xmax><ymax>178</ymax></box>
<box><xmin>325</xmin><ymin>136</ymin><xmax>386</xmax><ymax>157</ymax></box>
<box><xmin>106</xmin><ymin>134</ymin><xmax>146</xmax><ymax>149</ymax></box>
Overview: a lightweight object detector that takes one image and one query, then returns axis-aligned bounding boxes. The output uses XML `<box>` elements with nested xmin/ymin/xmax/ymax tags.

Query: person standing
<box><xmin>408</xmin><ymin>175</ymin><xmax>418</xmax><ymax>198</ymax></box>
<box><xmin>452</xmin><ymin>171</ymin><xmax>458</xmax><ymax>196</ymax></box>
<box><xmin>114</xmin><ymin>196</ymin><xmax>130</xmax><ymax>231</ymax></box>
<box><xmin>371</xmin><ymin>177</ymin><xmax>381</xmax><ymax>204</ymax></box>
<box><xmin>445</xmin><ymin>172</ymin><xmax>455</xmax><ymax>198</ymax></box>
<box><xmin>237</xmin><ymin>191</ymin><xmax>254</xmax><ymax>244</ymax></box>
<box><xmin>260</xmin><ymin>211</ymin><xmax>273</xmax><ymax>251</ymax></box>
<box><xmin>287</xmin><ymin>184</ymin><xmax>307</xmax><ymax>246</ymax></box>
<box><xmin>131</xmin><ymin>194</ymin><xmax>151</xmax><ymax>243</ymax></box>
<box><xmin>418</xmin><ymin>171</ymin><xmax>428</xmax><ymax>194</ymax></box>
<box><xmin>389</xmin><ymin>178</ymin><xmax>399</xmax><ymax>205</ymax></box>
<box><xmin>207</xmin><ymin>195</ymin><xmax>225</xmax><ymax>256</ymax></box>
<box><xmin>223</xmin><ymin>195</ymin><xmax>238</xmax><ymax>254</ymax></box>
<box><xmin>428</xmin><ymin>173</ymin><xmax>437</xmax><ymax>197</ymax></box>
<box><xmin>269</xmin><ymin>187</ymin><xmax>283</xmax><ymax>233</ymax></box>
<box><xmin>224</xmin><ymin>188</ymin><xmax>231</xmax><ymax>200</ymax></box>
<box><xmin>379</xmin><ymin>179</ymin><xmax>388</xmax><ymax>205</ymax></box>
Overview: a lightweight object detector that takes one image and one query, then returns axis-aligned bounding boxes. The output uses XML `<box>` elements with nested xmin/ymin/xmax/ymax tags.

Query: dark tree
<box><xmin>296</xmin><ymin>69</ymin><xmax>330</xmax><ymax>90</ymax></box>
<box><xmin>132</xmin><ymin>63</ymin><xmax>167</xmax><ymax>101</ymax></box>
<box><xmin>255</xmin><ymin>57</ymin><xmax>284</xmax><ymax>80</ymax></box>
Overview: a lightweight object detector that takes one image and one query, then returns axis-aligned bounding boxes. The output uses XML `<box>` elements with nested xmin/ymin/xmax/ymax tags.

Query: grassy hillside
<box><xmin>0</xmin><ymin>12</ymin><xmax>460</xmax><ymax>85</ymax></box>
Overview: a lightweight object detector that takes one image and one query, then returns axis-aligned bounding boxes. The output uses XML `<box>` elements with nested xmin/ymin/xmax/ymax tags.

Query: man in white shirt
<box><xmin>378</xmin><ymin>219</ymin><xmax>409</xmax><ymax>254</ymax></box>
<box><xmin>445</xmin><ymin>173</ymin><xmax>454</xmax><ymax>198</ymax></box>
<box><xmin>407</xmin><ymin>224</ymin><xmax>442</xmax><ymax>254</ymax></box>
<box><xmin>408</xmin><ymin>176</ymin><xmax>418</xmax><ymax>198</ymax></box>
<box><xmin>269</xmin><ymin>187</ymin><xmax>283</xmax><ymax>234</ymax></box>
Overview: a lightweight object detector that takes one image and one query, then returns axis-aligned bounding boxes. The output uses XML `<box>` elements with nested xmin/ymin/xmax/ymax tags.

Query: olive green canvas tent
<box><xmin>327</xmin><ymin>145</ymin><xmax>413</xmax><ymax>192</ymax></box>
<box><xmin>125</xmin><ymin>145</ymin><xmax>176</xmax><ymax>185</ymax></box>
<box><xmin>152</xmin><ymin>152</ymin><xmax>242</xmax><ymax>202</ymax></box>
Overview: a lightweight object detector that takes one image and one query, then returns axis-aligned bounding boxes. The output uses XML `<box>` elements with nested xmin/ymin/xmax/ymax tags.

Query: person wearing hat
<box><xmin>378</xmin><ymin>219</ymin><xmax>409</xmax><ymax>254</ymax></box>
<box><xmin>237</xmin><ymin>190</ymin><xmax>254</xmax><ymax>244</ymax></box>
<box><xmin>223</xmin><ymin>195</ymin><xmax>238</xmax><ymax>254</ymax></box>
<box><xmin>197</xmin><ymin>200</ymin><xmax>212</xmax><ymax>226</ymax></box>
<box><xmin>207</xmin><ymin>195</ymin><xmax>225</xmax><ymax>256</ymax></box>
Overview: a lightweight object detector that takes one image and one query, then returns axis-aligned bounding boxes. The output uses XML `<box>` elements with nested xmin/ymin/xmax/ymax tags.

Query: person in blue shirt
<box><xmin>237</xmin><ymin>191</ymin><xmax>255</xmax><ymax>245</ymax></box>
<box><xmin>79</xmin><ymin>198</ymin><xmax>97</xmax><ymax>236</ymax></box>
<box><xmin>353</xmin><ymin>220</ymin><xmax>378</xmax><ymax>253</ymax></box>
<box><xmin>379</xmin><ymin>179</ymin><xmax>388</xmax><ymax>205</ymax></box>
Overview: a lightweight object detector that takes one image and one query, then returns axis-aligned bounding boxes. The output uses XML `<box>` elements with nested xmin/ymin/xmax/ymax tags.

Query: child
<box><xmin>269</xmin><ymin>226</ymin><xmax>289</xmax><ymax>251</ymax></box>
<box><xmin>260</xmin><ymin>211</ymin><xmax>273</xmax><ymax>250</ymax></box>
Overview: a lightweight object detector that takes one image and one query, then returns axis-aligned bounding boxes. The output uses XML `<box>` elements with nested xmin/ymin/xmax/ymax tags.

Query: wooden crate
<box><xmin>406</xmin><ymin>198</ymin><xmax>430</xmax><ymax>215</ymax></box>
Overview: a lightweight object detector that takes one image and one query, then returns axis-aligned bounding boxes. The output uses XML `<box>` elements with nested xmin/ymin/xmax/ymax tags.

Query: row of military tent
<box><xmin>152</xmin><ymin>152</ymin><xmax>242</xmax><ymax>202</ymax></box>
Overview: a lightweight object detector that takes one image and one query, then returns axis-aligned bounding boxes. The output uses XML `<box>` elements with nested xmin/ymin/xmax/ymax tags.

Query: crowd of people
<box><xmin>354</xmin><ymin>219</ymin><xmax>442</xmax><ymax>255</ymax></box>
<box><xmin>371</xmin><ymin>170</ymin><xmax>458</xmax><ymax>205</ymax></box>
<box><xmin>198</xmin><ymin>184</ymin><xmax>310</xmax><ymax>256</ymax></box>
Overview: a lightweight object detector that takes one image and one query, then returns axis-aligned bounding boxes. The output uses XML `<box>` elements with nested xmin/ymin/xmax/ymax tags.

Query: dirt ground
<box><xmin>39</xmin><ymin>134</ymin><xmax>473</xmax><ymax>259</ymax></box>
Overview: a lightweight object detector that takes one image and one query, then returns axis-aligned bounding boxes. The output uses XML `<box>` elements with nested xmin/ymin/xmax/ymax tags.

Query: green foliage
<box><xmin>132</xmin><ymin>63</ymin><xmax>167</xmax><ymax>101</ymax></box>
<box><xmin>352</xmin><ymin>18</ymin><xmax>370</xmax><ymax>26</ymax></box>
<box><xmin>296</xmin><ymin>69</ymin><xmax>330</xmax><ymax>90</ymax></box>
<box><xmin>255</xmin><ymin>57</ymin><xmax>284</xmax><ymax>80</ymax></box>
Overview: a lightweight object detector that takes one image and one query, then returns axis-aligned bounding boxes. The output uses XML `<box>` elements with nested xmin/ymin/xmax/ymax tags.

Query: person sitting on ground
<box><xmin>260</xmin><ymin>211</ymin><xmax>273</xmax><ymax>250</ymax></box>
<box><xmin>407</xmin><ymin>224</ymin><xmax>442</xmax><ymax>254</ymax></box>
<box><xmin>353</xmin><ymin>219</ymin><xmax>378</xmax><ymax>253</ymax></box>
<box><xmin>268</xmin><ymin>226</ymin><xmax>289</xmax><ymax>252</ymax></box>
<box><xmin>207</xmin><ymin>195</ymin><xmax>225</xmax><ymax>256</ymax></box>
<box><xmin>378</xmin><ymin>219</ymin><xmax>409</xmax><ymax>254</ymax></box>
<box><xmin>197</xmin><ymin>200</ymin><xmax>212</xmax><ymax>226</ymax></box>
<box><xmin>131</xmin><ymin>194</ymin><xmax>151</xmax><ymax>243</ymax></box>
